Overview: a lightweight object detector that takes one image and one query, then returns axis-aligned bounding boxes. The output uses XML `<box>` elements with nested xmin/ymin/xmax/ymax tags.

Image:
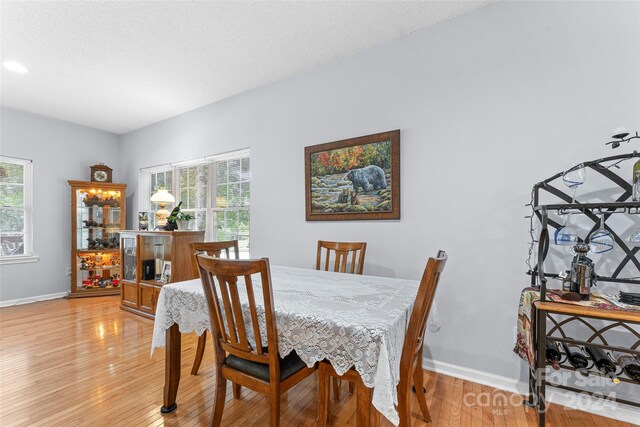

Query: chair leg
<box><xmin>232</xmin><ymin>382</ymin><xmax>241</xmax><ymax>399</ymax></box>
<box><xmin>413</xmin><ymin>359</ymin><xmax>431</xmax><ymax>423</ymax></box>
<box><xmin>333</xmin><ymin>378</ymin><xmax>341</xmax><ymax>400</ymax></box>
<box><xmin>270</xmin><ymin>385</ymin><xmax>281</xmax><ymax>427</ymax></box>
<box><xmin>191</xmin><ymin>332</ymin><xmax>207</xmax><ymax>375</ymax></box>
<box><xmin>349</xmin><ymin>380</ymin><xmax>355</xmax><ymax>395</ymax></box>
<box><xmin>318</xmin><ymin>363</ymin><xmax>330</xmax><ymax>427</ymax></box>
<box><xmin>396</xmin><ymin>378</ymin><xmax>412</xmax><ymax>427</ymax></box>
<box><xmin>210</xmin><ymin>367</ymin><xmax>227</xmax><ymax>427</ymax></box>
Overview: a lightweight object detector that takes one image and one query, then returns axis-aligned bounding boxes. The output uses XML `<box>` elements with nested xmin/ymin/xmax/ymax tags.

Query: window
<box><xmin>141</xmin><ymin>150</ymin><xmax>250</xmax><ymax>256</ymax></box>
<box><xmin>179</xmin><ymin>164</ymin><xmax>208</xmax><ymax>231</ymax></box>
<box><xmin>149</xmin><ymin>170</ymin><xmax>173</xmax><ymax>203</ymax></box>
<box><xmin>0</xmin><ymin>156</ymin><xmax>34</xmax><ymax>260</ymax></box>
<box><xmin>212</xmin><ymin>156</ymin><xmax>250</xmax><ymax>254</ymax></box>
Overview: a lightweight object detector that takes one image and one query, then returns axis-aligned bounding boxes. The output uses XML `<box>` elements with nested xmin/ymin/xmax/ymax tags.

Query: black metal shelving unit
<box><xmin>525</xmin><ymin>152</ymin><xmax>640</xmax><ymax>426</ymax></box>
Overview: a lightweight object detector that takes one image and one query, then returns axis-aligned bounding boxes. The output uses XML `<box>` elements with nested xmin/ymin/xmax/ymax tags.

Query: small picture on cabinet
<box><xmin>161</xmin><ymin>261</ymin><xmax>172</xmax><ymax>284</ymax></box>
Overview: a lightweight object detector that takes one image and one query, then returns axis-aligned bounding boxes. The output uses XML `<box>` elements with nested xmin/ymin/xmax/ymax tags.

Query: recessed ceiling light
<box><xmin>3</xmin><ymin>61</ymin><xmax>28</xmax><ymax>74</ymax></box>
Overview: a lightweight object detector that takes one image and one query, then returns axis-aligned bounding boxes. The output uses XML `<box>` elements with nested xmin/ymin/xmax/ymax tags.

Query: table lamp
<box><xmin>150</xmin><ymin>188</ymin><xmax>175</xmax><ymax>227</ymax></box>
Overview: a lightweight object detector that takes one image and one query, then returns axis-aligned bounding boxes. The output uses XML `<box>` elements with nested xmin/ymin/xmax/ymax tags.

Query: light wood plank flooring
<box><xmin>0</xmin><ymin>296</ymin><xmax>632</xmax><ymax>426</ymax></box>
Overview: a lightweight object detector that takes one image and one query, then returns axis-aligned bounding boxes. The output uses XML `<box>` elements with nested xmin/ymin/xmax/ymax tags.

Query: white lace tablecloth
<box><xmin>151</xmin><ymin>265</ymin><xmax>420</xmax><ymax>425</ymax></box>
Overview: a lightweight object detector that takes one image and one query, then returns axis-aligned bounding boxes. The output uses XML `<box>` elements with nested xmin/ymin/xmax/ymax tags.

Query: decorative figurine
<box><xmin>138</xmin><ymin>212</ymin><xmax>149</xmax><ymax>230</ymax></box>
<box><xmin>87</xmin><ymin>238</ymin><xmax>97</xmax><ymax>250</ymax></box>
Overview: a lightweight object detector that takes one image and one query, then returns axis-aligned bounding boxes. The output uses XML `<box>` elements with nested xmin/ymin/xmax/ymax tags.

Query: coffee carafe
<box><xmin>570</xmin><ymin>243</ymin><xmax>597</xmax><ymax>301</ymax></box>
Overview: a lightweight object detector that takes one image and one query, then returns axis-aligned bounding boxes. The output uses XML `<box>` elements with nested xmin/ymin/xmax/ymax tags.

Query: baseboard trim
<box><xmin>423</xmin><ymin>357</ymin><xmax>640</xmax><ymax>425</ymax></box>
<box><xmin>0</xmin><ymin>292</ymin><xmax>68</xmax><ymax>307</ymax></box>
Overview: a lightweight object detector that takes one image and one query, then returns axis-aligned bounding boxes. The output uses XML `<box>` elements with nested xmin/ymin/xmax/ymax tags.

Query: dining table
<box><xmin>150</xmin><ymin>264</ymin><xmax>421</xmax><ymax>426</ymax></box>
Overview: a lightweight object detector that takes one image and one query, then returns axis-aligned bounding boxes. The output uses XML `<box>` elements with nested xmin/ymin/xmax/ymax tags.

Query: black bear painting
<box><xmin>306</xmin><ymin>130</ymin><xmax>399</xmax><ymax>220</ymax></box>
<box><xmin>345</xmin><ymin>165</ymin><xmax>387</xmax><ymax>193</ymax></box>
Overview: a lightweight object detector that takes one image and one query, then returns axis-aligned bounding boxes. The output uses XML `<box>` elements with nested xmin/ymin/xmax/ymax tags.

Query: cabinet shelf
<box><xmin>78</xmin><ymin>227</ymin><xmax>121</xmax><ymax>231</ymax></box>
<box><xmin>77</xmin><ymin>249</ymin><xmax>120</xmax><ymax>254</ymax></box>
<box><xmin>527</xmin><ymin>270</ymin><xmax>640</xmax><ymax>285</ymax></box>
<box><xmin>534</xmin><ymin>201</ymin><xmax>640</xmax><ymax>212</ymax></box>
<box><xmin>140</xmin><ymin>279</ymin><xmax>163</xmax><ymax>286</ymax></box>
<box><xmin>76</xmin><ymin>206</ymin><xmax>122</xmax><ymax>210</ymax></box>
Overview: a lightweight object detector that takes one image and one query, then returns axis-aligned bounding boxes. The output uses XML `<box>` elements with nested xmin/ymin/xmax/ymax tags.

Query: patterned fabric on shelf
<box><xmin>513</xmin><ymin>287</ymin><xmax>640</xmax><ymax>367</ymax></box>
<box><xmin>151</xmin><ymin>265</ymin><xmax>420</xmax><ymax>426</ymax></box>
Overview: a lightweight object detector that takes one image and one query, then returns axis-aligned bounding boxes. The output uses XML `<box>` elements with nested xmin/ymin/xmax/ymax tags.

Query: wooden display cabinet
<box><xmin>119</xmin><ymin>230</ymin><xmax>204</xmax><ymax>319</ymax></box>
<box><xmin>68</xmin><ymin>181</ymin><xmax>127</xmax><ymax>298</ymax></box>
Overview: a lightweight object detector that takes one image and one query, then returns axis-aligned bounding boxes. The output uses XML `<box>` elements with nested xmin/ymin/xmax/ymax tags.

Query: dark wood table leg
<box><xmin>356</xmin><ymin>376</ymin><xmax>372</xmax><ymax>427</ymax></box>
<box><xmin>161</xmin><ymin>323</ymin><xmax>181</xmax><ymax>413</ymax></box>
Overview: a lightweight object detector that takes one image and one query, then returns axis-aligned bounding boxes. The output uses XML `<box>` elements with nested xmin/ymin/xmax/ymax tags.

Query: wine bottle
<box><xmin>585</xmin><ymin>346</ymin><xmax>620</xmax><ymax>384</ymax></box>
<box><xmin>633</xmin><ymin>159</ymin><xmax>640</xmax><ymax>202</ymax></box>
<box><xmin>546</xmin><ymin>341</ymin><xmax>561</xmax><ymax>370</ymax></box>
<box><xmin>167</xmin><ymin>201</ymin><xmax>183</xmax><ymax>222</ymax></box>
<box><xmin>562</xmin><ymin>341</ymin><xmax>589</xmax><ymax>373</ymax></box>
<box><xmin>613</xmin><ymin>352</ymin><xmax>640</xmax><ymax>383</ymax></box>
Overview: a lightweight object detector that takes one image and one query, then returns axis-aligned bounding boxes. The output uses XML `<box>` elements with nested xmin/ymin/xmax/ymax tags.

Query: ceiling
<box><xmin>0</xmin><ymin>1</ymin><xmax>493</xmax><ymax>135</ymax></box>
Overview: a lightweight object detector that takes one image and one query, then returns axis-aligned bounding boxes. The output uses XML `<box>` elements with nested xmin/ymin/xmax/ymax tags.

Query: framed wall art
<box><xmin>305</xmin><ymin>130</ymin><xmax>400</xmax><ymax>221</ymax></box>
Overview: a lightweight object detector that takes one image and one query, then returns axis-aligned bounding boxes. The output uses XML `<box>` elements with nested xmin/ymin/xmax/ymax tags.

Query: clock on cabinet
<box><xmin>90</xmin><ymin>163</ymin><xmax>112</xmax><ymax>183</ymax></box>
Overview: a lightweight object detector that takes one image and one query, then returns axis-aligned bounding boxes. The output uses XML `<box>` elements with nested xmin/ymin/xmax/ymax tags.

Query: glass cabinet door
<box><xmin>77</xmin><ymin>252</ymin><xmax>121</xmax><ymax>290</ymax></box>
<box><xmin>140</xmin><ymin>235</ymin><xmax>171</xmax><ymax>283</ymax></box>
<box><xmin>122</xmin><ymin>236</ymin><xmax>137</xmax><ymax>282</ymax></box>
<box><xmin>75</xmin><ymin>189</ymin><xmax>121</xmax><ymax>251</ymax></box>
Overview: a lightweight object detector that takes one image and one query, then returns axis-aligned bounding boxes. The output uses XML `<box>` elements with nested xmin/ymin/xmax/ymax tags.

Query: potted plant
<box><xmin>168</xmin><ymin>212</ymin><xmax>194</xmax><ymax>230</ymax></box>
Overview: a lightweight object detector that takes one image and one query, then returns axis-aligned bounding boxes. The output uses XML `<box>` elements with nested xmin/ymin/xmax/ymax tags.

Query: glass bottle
<box><xmin>154</xmin><ymin>243</ymin><xmax>164</xmax><ymax>282</ymax></box>
<box><xmin>613</xmin><ymin>352</ymin><xmax>640</xmax><ymax>383</ymax></box>
<box><xmin>562</xmin><ymin>340</ymin><xmax>589</xmax><ymax>375</ymax></box>
<box><xmin>585</xmin><ymin>346</ymin><xmax>620</xmax><ymax>384</ymax></box>
<box><xmin>545</xmin><ymin>341</ymin><xmax>561</xmax><ymax>370</ymax></box>
<box><xmin>570</xmin><ymin>243</ymin><xmax>596</xmax><ymax>301</ymax></box>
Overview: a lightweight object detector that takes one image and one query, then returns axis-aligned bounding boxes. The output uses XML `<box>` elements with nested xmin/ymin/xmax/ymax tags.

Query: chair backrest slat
<box><xmin>324</xmin><ymin>249</ymin><xmax>331</xmax><ymax>272</ymax></box>
<box><xmin>316</xmin><ymin>241</ymin><xmax>367</xmax><ymax>275</ymax></box>
<box><xmin>217</xmin><ymin>277</ymin><xmax>239</xmax><ymax>344</ymax></box>
<box><xmin>197</xmin><ymin>255</ymin><xmax>277</xmax><ymax>367</ymax></box>
<box><xmin>191</xmin><ymin>240</ymin><xmax>240</xmax><ymax>276</ymax></box>
<box><xmin>244</xmin><ymin>275</ymin><xmax>264</xmax><ymax>355</ymax></box>
<box><xmin>228</xmin><ymin>276</ymin><xmax>251</xmax><ymax>350</ymax></box>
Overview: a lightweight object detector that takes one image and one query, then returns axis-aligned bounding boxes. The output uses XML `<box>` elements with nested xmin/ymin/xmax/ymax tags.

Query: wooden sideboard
<box><xmin>119</xmin><ymin>230</ymin><xmax>204</xmax><ymax>318</ymax></box>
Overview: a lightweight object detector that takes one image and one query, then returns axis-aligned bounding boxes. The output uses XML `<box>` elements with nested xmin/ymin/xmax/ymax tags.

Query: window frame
<box><xmin>0</xmin><ymin>156</ymin><xmax>38</xmax><ymax>264</ymax></box>
<box><xmin>140</xmin><ymin>149</ymin><xmax>250</xmax><ymax>256</ymax></box>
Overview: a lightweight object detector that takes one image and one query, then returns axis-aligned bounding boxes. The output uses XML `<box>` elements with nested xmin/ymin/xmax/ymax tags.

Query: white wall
<box><xmin>120</xmin><ymin>0</ymin><xmax>640</xmax><ymax>385</ymax></box>
<box><xmin>0</xmin><ymin>108</ymin><xmax>120</xmax><ymax>302</ymax></box>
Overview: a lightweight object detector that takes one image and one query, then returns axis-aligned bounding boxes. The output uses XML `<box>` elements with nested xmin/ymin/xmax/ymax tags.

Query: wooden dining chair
<box><xmin>318</xmin><ymin>250</ymin><xmax>448</xmax><ymax>427</ymax></box>
<box><xmin>190</xmin><ymin>240</ymin><xmax>240</xmax><ymax>376</ymax></box>
<box><xmin>197</xmin><ymin>255</ymin><xmax>316</xmax><ymax>427</ymax></box>
<box><xmin>316</xmin><ymin>240</ymin><xmax>367</xmax><ymax>275</ymax></box>
<box><xmin>316</xmin><ymin>240</ymin><xmax>367</xmax><ymax>400</ymax></box>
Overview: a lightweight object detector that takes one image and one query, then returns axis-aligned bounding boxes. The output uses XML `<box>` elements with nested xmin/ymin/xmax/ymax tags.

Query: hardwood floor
<box><xmin>0</xmin><ymin>296</ymin><xmax>631</xmax><ymax>426</ymax></box>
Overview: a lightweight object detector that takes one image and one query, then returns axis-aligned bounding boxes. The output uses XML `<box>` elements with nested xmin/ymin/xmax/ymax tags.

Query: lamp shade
<box><xmin>150</xmin><ymin>188</ymin><xmax>175</xmax><ymax>205</ymax></box>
